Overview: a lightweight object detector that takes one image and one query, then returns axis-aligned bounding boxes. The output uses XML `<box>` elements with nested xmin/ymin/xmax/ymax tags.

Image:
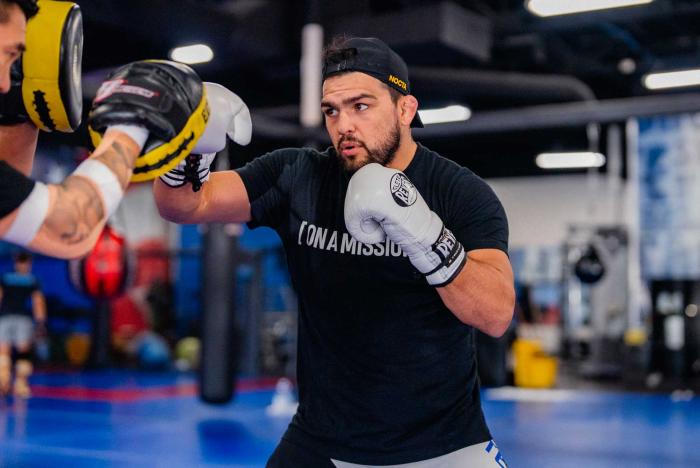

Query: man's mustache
<box><xmin>337</xmin><ymin>136</ymin><xmax>366</xmax><ymax>149</ymax></box>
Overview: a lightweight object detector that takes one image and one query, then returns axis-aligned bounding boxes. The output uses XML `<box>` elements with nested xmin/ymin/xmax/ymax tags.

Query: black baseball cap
<box><xmin>322</xmin><ymin>37</ymin><xmax>424</xmax><ymax>128</ymax></box>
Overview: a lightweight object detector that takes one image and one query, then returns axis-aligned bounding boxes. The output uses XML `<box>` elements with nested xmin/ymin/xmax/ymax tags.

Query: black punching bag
<box><xmin>574</xmin><ymin>244</ymin><xmax>606</xmax><ymax>284</ymax></box>
<box><xmin>199</xmin><ymin>223</ymin><xmax>239</xmax><ymax>404</ymax></box>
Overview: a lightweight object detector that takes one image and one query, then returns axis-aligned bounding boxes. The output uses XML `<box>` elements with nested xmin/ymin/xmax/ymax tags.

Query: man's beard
<box><xmin>336</xmin><ymin>122</ymin><xmax>401</xmax><ymax>172</ymax></box>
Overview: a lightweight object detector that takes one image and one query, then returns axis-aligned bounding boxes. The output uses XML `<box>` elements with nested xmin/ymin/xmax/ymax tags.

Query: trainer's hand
<box><xmin>344</xmin><ymin>163</ymin><xmax>466</xmax><ymax>286</ymax></box>
<box><xmin>160</xmin><ymin>82</ymin><xmax>252</xmax><ymax>192</ymax></box>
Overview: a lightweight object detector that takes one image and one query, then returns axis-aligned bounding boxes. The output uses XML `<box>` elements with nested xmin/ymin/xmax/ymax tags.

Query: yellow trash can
<box><xmin>513</xmin><ymin>338</ymin><xmax>558</xmax><ymax>388</ymax></box>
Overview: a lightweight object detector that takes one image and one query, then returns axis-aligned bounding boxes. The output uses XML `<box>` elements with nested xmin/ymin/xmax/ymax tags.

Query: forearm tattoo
<box><xmin>44</xmin><ymin>176</ymin><xmax>104</xmax><ymax>245</ymax></box>
<box><xmin>91</xmin><ymin>140</ymin><xmax>135</xmax><ymax>189</ymax></box>
<box><xmin>42</xmin><ymin>141</ymin><xmax>136</xmax><ymax>245</ymax></box>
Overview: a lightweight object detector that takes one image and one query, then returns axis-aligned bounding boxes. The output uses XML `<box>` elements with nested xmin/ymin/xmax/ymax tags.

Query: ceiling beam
<box><xmin>414</xmin><ymin>92</ymin><xmax>700</xmax><ymax>136</ymax></box>
<box><xmin>250</xmin><ymin>92</ymin><xmax>700</xmax><ymax>140</ymax></box>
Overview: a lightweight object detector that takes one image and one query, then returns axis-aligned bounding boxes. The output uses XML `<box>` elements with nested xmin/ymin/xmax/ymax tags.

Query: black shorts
<box><xmin>266</xmin><ymin>438</ymin><xmax>336</xmax><ymax>468</ymax></box>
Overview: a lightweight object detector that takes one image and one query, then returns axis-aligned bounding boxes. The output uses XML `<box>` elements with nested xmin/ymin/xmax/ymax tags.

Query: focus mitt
<box><xmin>87</xmin><ymin>60</ymin><xmax>209</xmax><ymax>182</ymax></box>
<box><xmin>0</xmin><ymin>0</ymin><xmax>83</xmax><ymax>132</ymax></box>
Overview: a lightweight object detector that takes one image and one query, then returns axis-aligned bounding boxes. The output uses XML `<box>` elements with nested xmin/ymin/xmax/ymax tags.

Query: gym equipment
<box><xmin>563</xmin><ymin>225</ymin><xmax>629</xmax><ymax>378</ymax></box>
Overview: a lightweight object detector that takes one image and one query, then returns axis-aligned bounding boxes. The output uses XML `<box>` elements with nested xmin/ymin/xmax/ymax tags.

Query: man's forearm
<box><xmin>437</xmin><ymin>251</ymin><xmax>515</xmax><ymax>337</ymax></box>
<box><xmin>0</xmin><ymin>131</ymin><xmax>142</xmax><ymax>259</ymax></box>
<box><xmin>153</xmin><ymin>178</ymin><xmax>206</xmax><ymax>223</ymax></box>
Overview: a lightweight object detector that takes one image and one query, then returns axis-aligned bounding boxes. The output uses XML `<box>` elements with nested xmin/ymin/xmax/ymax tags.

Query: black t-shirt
<box><xmin>0</xmin><ymin>161</ymin><xmax>35</xmax><ymax>218</ymax></box>
<box><xmin>0</xmin><ymin>272</ymin><xmax>40</xmax><ymax>317</ymax></box>
<box><xmin>237</xmin><ymin>143</ymin><xmax>509</xmax><ymax>464</ymax></box>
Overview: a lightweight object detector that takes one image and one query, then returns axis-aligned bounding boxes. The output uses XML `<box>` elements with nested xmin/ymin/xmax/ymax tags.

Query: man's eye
<box><xmin>324</xmin><ymin>108</ymin><xmax>338</xmax><ymax>117</ymax></box>
<box><xmin>355</xmin><ymin>103</ymin><xmax>368</xmax><ymax>111</ymax></box>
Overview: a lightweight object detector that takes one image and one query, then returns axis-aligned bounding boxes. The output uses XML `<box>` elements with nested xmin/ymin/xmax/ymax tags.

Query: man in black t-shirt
<box><xmin>155</xmin><ymin>37</ymin><xmax>514</xmax><ymax>467</ymax></box>
<box><xmin>0</xmin><ymin>252</ymin><xmax>45</xmax><ymax>397</ymax></box>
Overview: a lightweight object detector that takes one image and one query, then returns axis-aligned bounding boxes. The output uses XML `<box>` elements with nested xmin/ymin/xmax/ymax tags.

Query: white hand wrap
<box><xmin>73</xmin><ymin>159</ymin><xmax>124</xmax><ymax>217</ymax></box>
<box><xmin>2</xmin><ymin>182</ymin><xmax>49</xmax><ymax>246</ymax></box>
<box><xmin>344</xmin><ymin>163</ymin><xmax>466</xmax><ymax>287</ymax></box>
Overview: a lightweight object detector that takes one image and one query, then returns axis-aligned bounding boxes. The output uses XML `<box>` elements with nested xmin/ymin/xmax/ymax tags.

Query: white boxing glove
<box><xmin>344</xmin><ymin>163</ymin><xmax>466</xmax><ymax>286</ymax></box>
<box><xmin>193</xmin><ymin>82</ymin><xmax>252</xmax><ymax>152</ymax></box>
<box><xmin>160</xmin><ymin>82</ymin><xmax>252</xmax><ymax>191</ymax></box>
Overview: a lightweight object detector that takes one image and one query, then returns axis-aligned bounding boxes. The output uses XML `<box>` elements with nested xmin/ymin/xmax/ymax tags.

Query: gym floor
<box><xmin>0</xmin><ymin>371</ymin><xmax>697</xmax><ymax>467</ymax></box>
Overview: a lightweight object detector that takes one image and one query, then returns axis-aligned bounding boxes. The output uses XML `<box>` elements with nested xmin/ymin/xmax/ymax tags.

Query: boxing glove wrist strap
<box><xmin>420</xmin><ymin>226</ymin><xmax>467</xmax><ymax>287</ymax></box>
<box><xmin>160</xmin><ymin>153</ymin><xmax>213</xmax><ymax>192</ymax></box>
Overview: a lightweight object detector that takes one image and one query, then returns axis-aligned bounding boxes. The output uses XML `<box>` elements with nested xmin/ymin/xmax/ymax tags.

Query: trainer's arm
<box><xmin>153</xmin><ymin>171</ymin><xmax>252</xmax><ymax>224</ymax></box>
<box><xmin>437</xmin><ymin>248</ymin><xmax>514</xmax><ymax>338</ymax></box>
<box><xmin>0</xmin><ymin>129</ymin><xmax>141</xmax><ymax>259</ymax></box>
<box><xmin>0</xmin><ymin>123</ymin><xmax>39</xmax><ymax>176</ymax></box>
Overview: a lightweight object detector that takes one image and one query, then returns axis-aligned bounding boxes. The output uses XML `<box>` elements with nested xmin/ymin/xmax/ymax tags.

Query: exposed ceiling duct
<box><xmin>330</xmin><ymin>1</ymin><xmax>493</xmax><ymax>64</ymax></box>
<box><xmin>409</xmin><ymin>67</ymin><xmax>596</xmax><ymax>106</ymax></box>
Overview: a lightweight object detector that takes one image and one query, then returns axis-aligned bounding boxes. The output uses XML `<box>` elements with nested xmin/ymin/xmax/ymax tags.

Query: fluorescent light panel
<box><xmin>417</xmin><ymin>105</ymin><xmax>471</xmax><ymax>125</ymax></box>
<box><xmin>536</xmin><ymin>152</ymin><xmax>606</xmax><ymax>169</ymax></box>
<box><xmin>527</xmin><ymin>0</ymin><xmax>653</xmax><ymax>17</ymax></box>
<box><xmin>169</xmin><ymin>44</ymin><xmax>214</xmax><ymax>65</ymax></box>
<box><xmin>643</xmin><ymin>69</ymin><xmax>700</xmax><ymax>90</ymax></box>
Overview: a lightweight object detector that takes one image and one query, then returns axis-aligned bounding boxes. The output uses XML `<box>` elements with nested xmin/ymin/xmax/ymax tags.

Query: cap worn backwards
<box><xmin>322</xmin><ymin>37</ymin><xmax>423</xmax><ymax>128</ymax></box>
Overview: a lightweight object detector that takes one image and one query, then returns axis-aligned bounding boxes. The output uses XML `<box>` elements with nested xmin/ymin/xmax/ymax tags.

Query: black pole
<box><xmin>88</xmin><ymin>300</ymin><xmax>111</xmax><ymax>368</ymax></box>
<box><xmin>199</xmin><ymin>151</ymin><xmax>240</xmax><ymax>404</ymax></box>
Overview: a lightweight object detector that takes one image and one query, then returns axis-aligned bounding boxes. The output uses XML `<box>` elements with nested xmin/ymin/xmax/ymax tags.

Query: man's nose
<box><xmin>0</xmin><ymin>68</ymin><xmax>11</xmax><ymax>94</ymax></box>
<box><xmin>336</xmin><ymin>111</ymin><xmax>356</xmax><ymax>136</ymax></box>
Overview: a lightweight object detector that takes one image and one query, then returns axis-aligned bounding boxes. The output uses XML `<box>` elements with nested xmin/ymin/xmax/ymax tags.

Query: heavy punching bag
<box><xmin>199</xmin><ymin>222</ymin><xmax>239</xmax><ymax>404</ymax></box>
<box><xmin>575</xmin><ymin>244</ymin><xmax>606</xmax><ymax>284</ymax></box>
<box><xmin>68</xmin><ymin>224</ymin><xmax>130</xmax><ymax>367</ymax></box>
<box><xmin>198</xmin><ymin>149</ymin><xmax>240</xmax><ymax>404</ymax></box>
<box><xmin>69</xmin><ymin>224</ymin><xmax>129</xmax><ymax>298</ymax></box>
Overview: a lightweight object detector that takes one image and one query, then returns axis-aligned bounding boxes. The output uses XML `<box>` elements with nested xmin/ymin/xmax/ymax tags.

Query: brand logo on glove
<box><xmin>95</xmin><ymin>79</ymin><xmax>158</xmax><ymax>103</ymax></box>
<box><xmin>434</xmin><ymin>227</ymin><xmax>458</xmax><ymax>262</ymax></box>
<box><xmin>390</xmin><ymin>173</ymin><xmax>417</xmax><ymax>207</ymax></box>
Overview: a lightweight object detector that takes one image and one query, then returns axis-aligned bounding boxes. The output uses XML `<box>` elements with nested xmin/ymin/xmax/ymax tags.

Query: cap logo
<box><xmin>388</xmin><ymin>74</ymin><xmax>407</xmax><ymax>91</ymax></box>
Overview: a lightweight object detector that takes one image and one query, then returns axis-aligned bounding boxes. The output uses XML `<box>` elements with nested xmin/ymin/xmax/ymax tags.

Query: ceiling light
<box><xmin>643</xmin><ymin>69</ymin><xmax>700</xmax><ymax>90</ymax></box>
<box><xmin>417</xmin><ymin>105</ymin><xmax>471</xmax><ymax>125</ymax></box>
<box><xmin>535</xmin><ymin>152</ymin><xmax>606</xmax><ymax>169</ymax></box>
<box><xmin>169</xmin><ymin>44</ymin><xmax>214</xmax><ymax>65</ymax></box>
<box><xmin>526</xmin><ymin>0</ymin><xmax>653</xmax><ymax>17</ymax></box>
<box><xmin>618</xmin><ymin>58</ymin><xmax>636</xmax><ymax>75</ymax></box>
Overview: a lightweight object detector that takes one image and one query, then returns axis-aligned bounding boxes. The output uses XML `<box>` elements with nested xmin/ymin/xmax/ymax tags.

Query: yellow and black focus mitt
<box><xmin>0</xmin><ymin>0</ymin><xmax>83</xmax><ymax>132</ymax></box>
<box><xmin>87</xmin><ymin>60</ymin><xmax>209</xmax><ymax>182</ymax></box>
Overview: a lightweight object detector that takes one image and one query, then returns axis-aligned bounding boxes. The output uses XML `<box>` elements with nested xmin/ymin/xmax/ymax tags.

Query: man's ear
<box><xmin>400</xmin><ymin>95</ymin><xmax>419</xmax><ymax>127</ymax></box>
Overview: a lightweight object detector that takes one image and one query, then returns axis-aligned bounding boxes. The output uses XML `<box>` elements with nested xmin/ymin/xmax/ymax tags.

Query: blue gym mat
<box><xmin>0</xmin><ymin>371</ymin><xmax>697</xmax><ymax>467</ymax></box>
